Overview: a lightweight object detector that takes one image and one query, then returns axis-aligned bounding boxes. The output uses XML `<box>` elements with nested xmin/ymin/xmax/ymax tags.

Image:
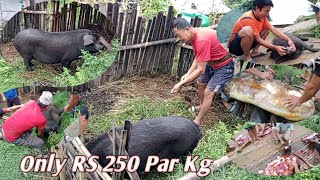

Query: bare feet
<box><xmin>193</xmin><ymin>119</ymin><xmax>201</xmax><ymax>126</ymax></box>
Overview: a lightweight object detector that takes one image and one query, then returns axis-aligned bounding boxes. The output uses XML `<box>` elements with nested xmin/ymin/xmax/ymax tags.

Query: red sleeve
<box><xmin>241</xmin><ymin>18</ymin><xmax>259</xmax><ymax>37</ymax></box>
<box><xmin>37</xmin><ymin>116</ymin><xmax>46</xmax><ymax>130</ymax></box>
<box><xmin>194</xmin><ymin>40</ymin><xmax>211</xmax><ymax>63</ymax></box>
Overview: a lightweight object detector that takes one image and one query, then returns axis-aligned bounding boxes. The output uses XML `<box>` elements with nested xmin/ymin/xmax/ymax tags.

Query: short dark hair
<box><xmin>283</xmin><ymin>144</ymin><xmax>292</xmax><ymax>155</ymax></box>
<box><xmin>172</xmin><ymin>18</ymin><xmax>192</xmax><ymax>29</ymax></box>
<box><xmin>253</xmin><ymin>0</ymin><xmax>274</xmax><ymax>10</ymax></box>
<box><xmin>37</xmin><ymin>100</ymin><xmax>49</xmax><ymax>109</ymax></box>
<box><xmin>80</xmin><ymin>106</ymin><xmax>89</xmax><ymax>120</ymax></box>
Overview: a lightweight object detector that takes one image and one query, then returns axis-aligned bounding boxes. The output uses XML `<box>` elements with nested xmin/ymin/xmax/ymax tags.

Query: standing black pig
<box><xmin>86</xmin><ymin>116</ymin><xmax>201</xmax><ymax>173</ymax></box>
<box><xmin>13</xmin><ymin>28</ymin><xmax>103</xmax><ymax>71</ymax></box>
<box><xmin>42</xmin><ymin>105</ymin><xmax>64</xmax><ymax>136</ymax></box>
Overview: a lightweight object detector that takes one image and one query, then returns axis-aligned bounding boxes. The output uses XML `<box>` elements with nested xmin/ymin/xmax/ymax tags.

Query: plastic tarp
<box><xmin>171</xmin><ymin>0</ymin><xmax>231</xmax><ymax>15</ymax></box>
<box><xmin>269</xmin><ymin>0</ymin><xmax>315</xmax><ymax>25</ymax></box>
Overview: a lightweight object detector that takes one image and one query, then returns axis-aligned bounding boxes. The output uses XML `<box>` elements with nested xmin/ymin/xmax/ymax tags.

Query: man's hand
<box><xmin>2</xmin><ymin>97</ymin><xmax>6</xmax><ymax>102</ymax></box>
<box><xmin>288</xmin><ymin>40</ymin><xmax>296</xmax><ymax>52</ymax></box>
<box><xmin>171</xmin><ymin>83</ymin><xmax>183</xmax><ymax>94</ymax></box>
<box><xmin>284</xmin><ymin>95</ymin><xmax>301</xmax><ymax>110</ymax></box>
<box><xmin>275</xmin><ymin>46</ymin><xmax>287</xmax><ymax>56</ymax></box>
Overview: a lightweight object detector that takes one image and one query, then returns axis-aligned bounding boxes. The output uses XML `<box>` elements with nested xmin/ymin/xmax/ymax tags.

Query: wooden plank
<box><xmin>128</xmin><ymin>16</ymin><xmax>142</xmax><ymax>76</ymax></box>
<box><xmin>122</xmin><ymin>9</ymin><xmax>137</xmax><ymax>76</ymax></box>
<box><xmin>78</xmin><ymin>4</ymin><xmax>84</xmax><ymax>28</ymax></box>
<box><xmin>146</xmin><ymin>13</ymin><xmax>163</xmax><ymax>73</ymax></box>
<box><xmin>162</xmin><ymin>6</ymin><xmax>175</xmax><ymax>73</ymax></box>
<box><xmin>71</xmin><ymin>138</ymin><xmax>112</xmax><ymax>180</ymax></box>
<box><xmin>112</xmin><ymin>3</ymin><xmax>119</xmax><ymax>33</ymax></box>
<box><xmin>40</xmin><ymin>2</ymin><xmax>45</xmax><ymax>31</ymax></box>
<box><xmin>50</xmin><ymin>0</ymin><xmax>55</xmax><ymax>32</ymax></box>
<box><xmin>138</xmin><ymin>18</ymin><xmax>153</xmax><ymax>74</ymax></box>
<box><xmin>152</xmin><ymin>13</ymin><xmax>166</xmax><ymax>73</ymax></box>
<box><xmin>116</xmin><ymin>11</ymin><xmax>131</xmax><ymax>78</ymax></box>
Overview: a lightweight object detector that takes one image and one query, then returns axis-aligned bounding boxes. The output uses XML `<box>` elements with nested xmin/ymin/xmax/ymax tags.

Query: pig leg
<box><xmin>22</xmin><ymin>55</ymin><xmax>34</xmax><ymax>71</ymax></box>
<box><xmin>61</xmin><ymin>60</ymin><xmax>72</xmax><ymax>69</ymax></box>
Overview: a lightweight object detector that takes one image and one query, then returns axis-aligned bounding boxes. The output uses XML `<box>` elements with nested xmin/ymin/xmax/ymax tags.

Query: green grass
<box><xmin>85</xmin><ymin>97</ymin><xmax>192</xmax><ymax>137</ymax></box>
<box><xmin>0</xmin><ymin>141</ymin><xmax>29</xmax><ymax>179</ymax></box>
<box><xmin>0</xmin><ymin>58</ymin><xmax>32</xmax><ymax>93</ymax></box>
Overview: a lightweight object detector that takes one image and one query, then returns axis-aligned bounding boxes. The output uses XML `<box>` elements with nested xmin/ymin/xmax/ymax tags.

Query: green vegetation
<box><xmin>0</xmin><ymin>44</ymin><xmax>117</xmax><ymax>92</ymax></box>
<box><xmin>140</xmin><ymin>0</ymin><xmax>169</xmax><ymax>18</ymax></box>
<box><xmin>85</xmin><ymin>97</ymin><xmax>191</xmax><ymax>137</ymax></box>
<box><xmin>313</xmin><ymin>25</ymin><xmax>320</xmax><ymax>39</ymax></box>
<box><xmin>54</xmin><ymin>43</ymin><xmax>118</xmax><ymax>86</ymax></box>
<box><xmin>223</xmin><ymin>0</ymin><xmax>253</xmax><ymax>11</ymax></box>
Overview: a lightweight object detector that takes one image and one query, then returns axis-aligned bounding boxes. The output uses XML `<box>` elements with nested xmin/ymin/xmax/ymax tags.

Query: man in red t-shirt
<box><xmin>228</xmin><ymin>0</ymin><xmax>296</xmax><ymax>62</ymax></box>
<box><xmin>171</xmin><ymin>18</ymin><xmax>234</xmax><ymax>125</ymax></box>
<box><xmin>0</xmin><ymin>91</ymin><xmax>53</xmax><ymax>148</ymax></box>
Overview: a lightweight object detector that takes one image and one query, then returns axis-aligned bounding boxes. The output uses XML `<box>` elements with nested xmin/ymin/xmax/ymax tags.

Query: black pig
<box><xmin>267</xmin><ymin>32</ymin><xmax>320</xmax><ymax>64</ymax></box>
<box><xmin>86</xmin><ymin>116</ymin><xmax>201</xmax><ymax>173</ymax></box>
<box><xmin>13</xmin><ymin>28</ymin><xmax>103</xmax><ymax>71</ymax></box>
<box><xmin>42</xmin><ymin>105</ymin><xmax>63</xmax><ymax>136</ymax></box>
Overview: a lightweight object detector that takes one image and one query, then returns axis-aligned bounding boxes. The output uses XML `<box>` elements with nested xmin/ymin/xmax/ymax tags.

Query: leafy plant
<box><xmin>140</xmin><ymin>0</ymin><xmax>169</xmax><ymax>18</ymax></box>
<box><xmin>54</xmin><ymin>40</ymin><xmax>118</xmax><ymax>86</ymax></box>
<box><xmin>313</xmin><ymin>25</ymin><xmax>320</xmax><ymax>39</ymax></box>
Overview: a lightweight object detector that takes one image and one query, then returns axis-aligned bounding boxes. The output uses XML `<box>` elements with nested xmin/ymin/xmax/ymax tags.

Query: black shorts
<box><xmin>229</xmin><ymin>33</ymin><xmax>258</xmax><ymax>56</ymax></box>
<box><xmin>6</xmin><ymin>97</ymin><xmax>21</xmax><ymax>107</ymax></box>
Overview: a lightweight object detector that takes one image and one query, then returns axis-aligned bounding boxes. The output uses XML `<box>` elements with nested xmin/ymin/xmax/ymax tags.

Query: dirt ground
<box><xmin>78</xmin><ymin>75</ymin><xmax>231</xmax><ymax>127</ymax></box>
<box><xmin>0</xmin><ymin>41</ymin><xmax>20</xmax><ymax>62</ymax></box>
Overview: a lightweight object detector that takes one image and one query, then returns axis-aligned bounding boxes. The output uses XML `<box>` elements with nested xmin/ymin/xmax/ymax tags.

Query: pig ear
<box><xmin>83</xmin><ymin>35</ymin><xmax>95</xmax><ymax>46</ymax></box>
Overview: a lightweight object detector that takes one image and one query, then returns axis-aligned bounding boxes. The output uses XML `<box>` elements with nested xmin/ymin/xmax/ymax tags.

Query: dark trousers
<box><xmin>6</xmin><ymin>97</ymin><xmax>21</xmax><ymax>107</ymax></box>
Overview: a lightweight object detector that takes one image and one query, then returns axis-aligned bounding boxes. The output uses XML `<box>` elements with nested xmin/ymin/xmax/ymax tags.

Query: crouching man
<box><xmin>0</xmin><ymin>91</ymin><xmax>53</xmax><ymax>148</ymax></box>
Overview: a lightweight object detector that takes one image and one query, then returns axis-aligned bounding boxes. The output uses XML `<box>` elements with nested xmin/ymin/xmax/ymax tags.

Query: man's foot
<box><xmin>188</xmin><ymin>106</ymin><xmax>200</xmax><ymax>113</ymax></box>
<box><xmin>251</xmin><ymin>51</ymin><xmax>267</xmax><ymax>58</ymax></box>
<box><xmin>193</xmin><ymin>119</ymin><xmax>201</xmax><ymax>126</ymax></box>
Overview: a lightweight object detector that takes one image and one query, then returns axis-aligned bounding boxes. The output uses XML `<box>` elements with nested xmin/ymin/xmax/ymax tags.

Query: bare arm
<box><xmin>298</xmin><ymin>74</ymin><xmax>320</xmax><ymax>104</ymax></box>
<box><xmin>37</xmin><ymin>128</ymin><xmax>44</xmax><ymax>137</ymax></box>
<box><xmin>17</xmin><ymin>88</ymin><xmax>21</xmax><ymax>97</ymax></box>
<box><xmin>182</xmin><ymin>58</ymin><xmax>198</xmax><ymax>80</ymax></box>
<box><xmin>6</xmin><ymin>104</ymin><xmax>23</xmax><ymax>112</ymax></box>
<box><xmin>171</xmin><ymin>62</ymin><xmax>206</xmax><ymax>94</ymax></box>
<box><xmin>1</xmin><ymin>93</ymin><xmax>6</xmax><ymax>101</ymax></box>
<box><xmin>180</xmin><ymin>62</ymin><xmax>206</xmax><ymax>85</ymax></box>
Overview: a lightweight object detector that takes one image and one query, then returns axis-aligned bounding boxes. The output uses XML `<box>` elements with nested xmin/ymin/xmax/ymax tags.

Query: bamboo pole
<box><xmin>119</xmin><ymin>38</ymin><xmax>178</xmax><ymax>51</ymax></box>
<box><xmin>71</xmin><ymin>137</ymin><xmax>113</xmax><ymax>180</ymax></box>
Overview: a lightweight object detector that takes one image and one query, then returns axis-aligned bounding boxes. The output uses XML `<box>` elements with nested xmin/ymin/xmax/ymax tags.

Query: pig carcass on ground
<box><xmin>223</xmin><ymin>72</ymin><xmax>315</xmax><ymax>121</ymax></box>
